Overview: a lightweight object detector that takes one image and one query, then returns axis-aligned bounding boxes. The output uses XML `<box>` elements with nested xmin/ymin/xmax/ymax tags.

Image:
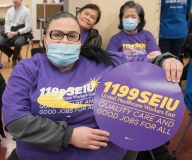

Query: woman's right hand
<box><xmin>69</xmin><ymin>126</ymin><xmax>110</xmax><ymax>150</ymax></box>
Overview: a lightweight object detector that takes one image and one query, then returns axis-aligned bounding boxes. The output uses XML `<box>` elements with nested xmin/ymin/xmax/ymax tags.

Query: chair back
<box><xmin>31</xmin><ymin>47</ymin><xmax>45</xmax><ymax>57</ymax></box>
<box><xmin>0</xmin><ymin>18</ymin><xmax>5</xmax><ymax>31</ymax></box>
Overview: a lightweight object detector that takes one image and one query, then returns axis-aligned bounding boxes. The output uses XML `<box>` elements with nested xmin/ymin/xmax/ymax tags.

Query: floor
<box><xmin>0</xmin><ymin>47</ymin><xmax>192</xmax><ymax>160</ymax></box>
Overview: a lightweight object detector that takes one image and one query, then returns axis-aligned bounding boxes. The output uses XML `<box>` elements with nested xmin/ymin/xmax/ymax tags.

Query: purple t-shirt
<box><xmin>106</xmin><ymin>30</ymin><xmax>160</xmax><ymax>59</ymax></box>
<box><xmin>2</xmin><ymin>53</ymin><xmax>151</xmax><ymax>160</ymax></box>
<box><xmin>3</xmin><ymin>53</ymin><xmax>129</xmax><ymax>160</ymax></box>
<box><xmin>81</xmin><ymin>30</ymin><xmax>89</xmax><ymax>44</ymax></box>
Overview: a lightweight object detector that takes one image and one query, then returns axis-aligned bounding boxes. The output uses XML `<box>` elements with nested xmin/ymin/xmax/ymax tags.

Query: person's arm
<box><xmin>18</xmin><ymin>9</ymin><xmax>32</xmax><ymax>34</ymax></box>
<box><xmin>4</xmin><ymin>9</ymin><xmax>11</xmax><ymax>34</ymax></box>
<box><xmin>149</xmin><ymin>52</ymin><xmax>183</xmax><ymax>82</ymax></box>
<box><xmin>147</xmin><ymin>51</ymin><xmax>161</xmax><ymax>59</ymax></box>
<box><xmin>106</xmin><ymin>36</ymin><xmax>120</xmax><ymax>52</ymax></box>
<box><xmin>2</xmin><ymin>60</ymin><xmax>70</xmax><ymax>151</ymax></box>
<box><xmin>6</xmin><ymin>115</ymin><xmax>109</xmax><ymax>151</ymax></box>
<box><xmin>3</xmin><ymin>59</ymin><xmax>109</xmax><ymax>152</ymax></box>
<box><xmin>6</xmin><ymin>115</ymin><xmax>73</xmax><ymax>152</ymax></box>
<box><xmin>145</xmin><ymin>31</ymin><xmax>162</xmax><ymax>59</ymax></box>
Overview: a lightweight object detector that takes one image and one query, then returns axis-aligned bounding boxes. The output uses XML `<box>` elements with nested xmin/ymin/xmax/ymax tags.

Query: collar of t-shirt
<box><xmin>123</xmin><ymin>28</ymin><xmax>138</xmax><ymax>34</ymax></box>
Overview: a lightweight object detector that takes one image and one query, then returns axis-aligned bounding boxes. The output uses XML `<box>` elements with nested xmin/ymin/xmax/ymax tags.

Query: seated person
<box><xmin>106</xmin><ymin>1</ymin><xmax>161</xmax><ymax>60</ymax></box>
<box><xmin>2</xmin><ymin>11</ymin><xmax>182</xmax><ymax>160</ymax></box>
<box><xmin>0</xmin><ymin>0</ymin><xmax>32</xmax><ymax>67</ymax></box>
<box><xmin>77</xmin><ymin>4</ymin><xmax>102</xmax><ymax>47</ymax></box>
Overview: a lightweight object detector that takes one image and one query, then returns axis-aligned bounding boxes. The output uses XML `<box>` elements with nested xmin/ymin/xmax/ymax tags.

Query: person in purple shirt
<box><xmin>2</xmin><ymin>11</ymin><xmax>182</xmax><ymax>160</ymax></box>
<box><xmin>106</xmin><ymin>1</ymin><xmax>161</xmax><ymax>60</ymax></box>
<box><xmin>77</xmin><ymin>4</ymin><xmax>102</xmax><ymax>47</ymax></box>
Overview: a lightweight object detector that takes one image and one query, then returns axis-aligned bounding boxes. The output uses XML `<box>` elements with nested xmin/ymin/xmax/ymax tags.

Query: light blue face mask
<box><xmin>123</xmin><ymin>18</ymin><xmax>138</xmax><ymax>31</ymax></box>
<box><xmin>47</xmin><ymin>43</ymin><xmax>81</xmax><ymax>67</ymax></box>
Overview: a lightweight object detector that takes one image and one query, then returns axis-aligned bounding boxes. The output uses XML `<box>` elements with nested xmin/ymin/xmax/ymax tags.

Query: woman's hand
<box><xmin>162</xmin><ymin>58</ymin><xmax>183</xmax><ymax>83</ymax></box>
<box><xmin>69</xmin><ymin>126</ymin><xmax>110</xmax><ymax>150</ymax></box>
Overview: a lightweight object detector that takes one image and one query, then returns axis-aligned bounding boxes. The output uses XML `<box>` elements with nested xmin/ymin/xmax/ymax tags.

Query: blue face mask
<box><xmin>123</xmin><ymin>18</ymin><xmax>138</xmax><ymax>31</ymax></box>
<box><xmin>47</xmin><ymin>43</ymin><xmax>81</xmax><ymax>67</ymax></box>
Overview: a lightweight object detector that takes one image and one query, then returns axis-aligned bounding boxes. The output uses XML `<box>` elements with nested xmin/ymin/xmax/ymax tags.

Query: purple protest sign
<box><xmin>94</xmin><ymin>62</ymin><xmax>184</xmax><ymax>151</ymax></box>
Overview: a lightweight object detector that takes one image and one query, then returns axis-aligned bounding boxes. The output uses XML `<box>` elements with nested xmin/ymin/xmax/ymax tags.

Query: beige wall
<box><xmin>0</xmin><ymin>0</ymin><xmax>32</xmax><ymax>18</ymax></box>
<box><xmin>136</xmin><ymin>0</ymin><xmax>161</xmax><ymax>41</ymax></box>
<box><xmin>68</xmin><ymin>0</ymin><xmax>91</xmax><ymax>16</ymax></box>
<box><xmin>92</xmin><ymin>0</ymin><xmax>126</xmax><ymax>49</ymax></box>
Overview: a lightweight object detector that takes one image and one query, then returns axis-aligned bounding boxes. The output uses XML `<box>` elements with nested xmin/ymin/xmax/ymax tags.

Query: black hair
<box><xmin>81</xmin><ymin>45</ymin><xmax>121</xmax><ymax>67</ymax></box>
<box><xmin>78</xmin><ymin>4</ymin><xmax>101</xmax><ymax>24</ymax></box>
<box><xmin>44</xmin><ymin>11</ymin><xmax>80</xmax><ymax>33</ymax></box>
<box><xmin>118</xmin><ymin>1</ymin><xmax>146</xmax><ymax>31</ymax></box>
<box><xmin>43</xmin><ymin>11</ymin><xmax>120</xmax><ymax>67</ymax></box>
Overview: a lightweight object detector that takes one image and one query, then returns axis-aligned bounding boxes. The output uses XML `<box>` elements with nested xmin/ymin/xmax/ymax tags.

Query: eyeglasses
<box><xmin>48</xmin><ymin>30</ymin><xmax>81</xmax><ymax>42</ymax></box>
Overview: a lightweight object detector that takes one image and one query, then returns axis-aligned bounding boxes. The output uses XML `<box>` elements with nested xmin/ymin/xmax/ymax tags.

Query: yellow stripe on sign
<box><xmin>37</xmin><ymin>93</ymin><xmax>92</xmax><ymax>109</ymax></box>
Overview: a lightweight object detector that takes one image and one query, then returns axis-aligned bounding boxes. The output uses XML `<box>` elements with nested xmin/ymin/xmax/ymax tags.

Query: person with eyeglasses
<box><xmin>77</xmin><ymin>4</ymin><xmax>102</xmax><ymax>47</ymax></box>
<box><xmin>2</xmin><ymin>11</ymin><xmax>183</xmax><ymax>160</ymax></box>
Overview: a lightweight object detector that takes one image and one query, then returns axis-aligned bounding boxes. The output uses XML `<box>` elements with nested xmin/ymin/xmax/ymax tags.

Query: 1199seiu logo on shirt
<box><xmin>37</xmin><ymin>78</ymin><xmax>101</xmax><ymax>115</ymax></box>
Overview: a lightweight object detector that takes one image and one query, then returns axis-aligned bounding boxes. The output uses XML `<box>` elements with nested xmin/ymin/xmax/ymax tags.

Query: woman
<box><xmin>3</xmin><ymin>11</ymin><xmax>182</xmax><ymax>160</ymax></box>
<box><xmin>77</xmin><ymin>4</ymin><xmax>102</xmax><ymax>47</ymax></box>
<box><xmin>106</xmin><ymin>1</ymin><xmax>161</xmax><ymax>59</ymax></box>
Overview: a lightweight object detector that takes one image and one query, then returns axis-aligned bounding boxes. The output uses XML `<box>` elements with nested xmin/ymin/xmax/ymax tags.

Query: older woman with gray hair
<box><xmin>106</xmin><ymin>1</ymin><xmax>161</xmax><ymax>60</ymax></box>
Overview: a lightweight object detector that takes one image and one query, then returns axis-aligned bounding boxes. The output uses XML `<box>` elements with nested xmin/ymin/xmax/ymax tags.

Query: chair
<box><xmin>0</xmin><ymin>34</ymin><xmax>34</xmax><ymax>67</ymax></box>
<box><xmin>25</xmin><ymin>36</ymin><xmax>34</xmax><ymax>58</ymax></box>
<box><xmin>0</xmin><ymin>16</ymin><xmax>34</xmax><ymax>60</ymax></box>
<box><xmin>171</xmin><ymin>113</ymin><xmax>192</xmax><ymax>159</ymax></box>
<box><xmin>31</xmin><ymin>47</ymin><xmax>45</xmax><ymax>57</ymax></box>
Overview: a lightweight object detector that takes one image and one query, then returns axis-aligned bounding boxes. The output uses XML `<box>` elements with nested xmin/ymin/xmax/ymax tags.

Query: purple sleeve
<box><xmin>2</xmin><ymin>59</ymin><xmax>38</xmax><ymax>126</ymax></box>
<box><xmin>145</xmin><ymin>31</ymin><xmax>160</xmax><ymax>53</ymax></box>
<box><xmin>130</xmin><ymin>55</ymin><xmax>150</xmax><ymax>62</ymax></box>
<box><xmin>106</xmin><ymin>35</ymin><xmax>121</xmax><ymax>52</ymax></box>
<box><xmin>109</xmin><ymin>51</ymin><xmax>150</xmax><ymax>63</ymax></box>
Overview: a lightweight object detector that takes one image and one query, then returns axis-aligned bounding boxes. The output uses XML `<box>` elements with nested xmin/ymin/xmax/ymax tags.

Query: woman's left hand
<box><xmin>162</xmin><ymin>58</ymin><xmax>183</xmax><ymax>83</ymax></box>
